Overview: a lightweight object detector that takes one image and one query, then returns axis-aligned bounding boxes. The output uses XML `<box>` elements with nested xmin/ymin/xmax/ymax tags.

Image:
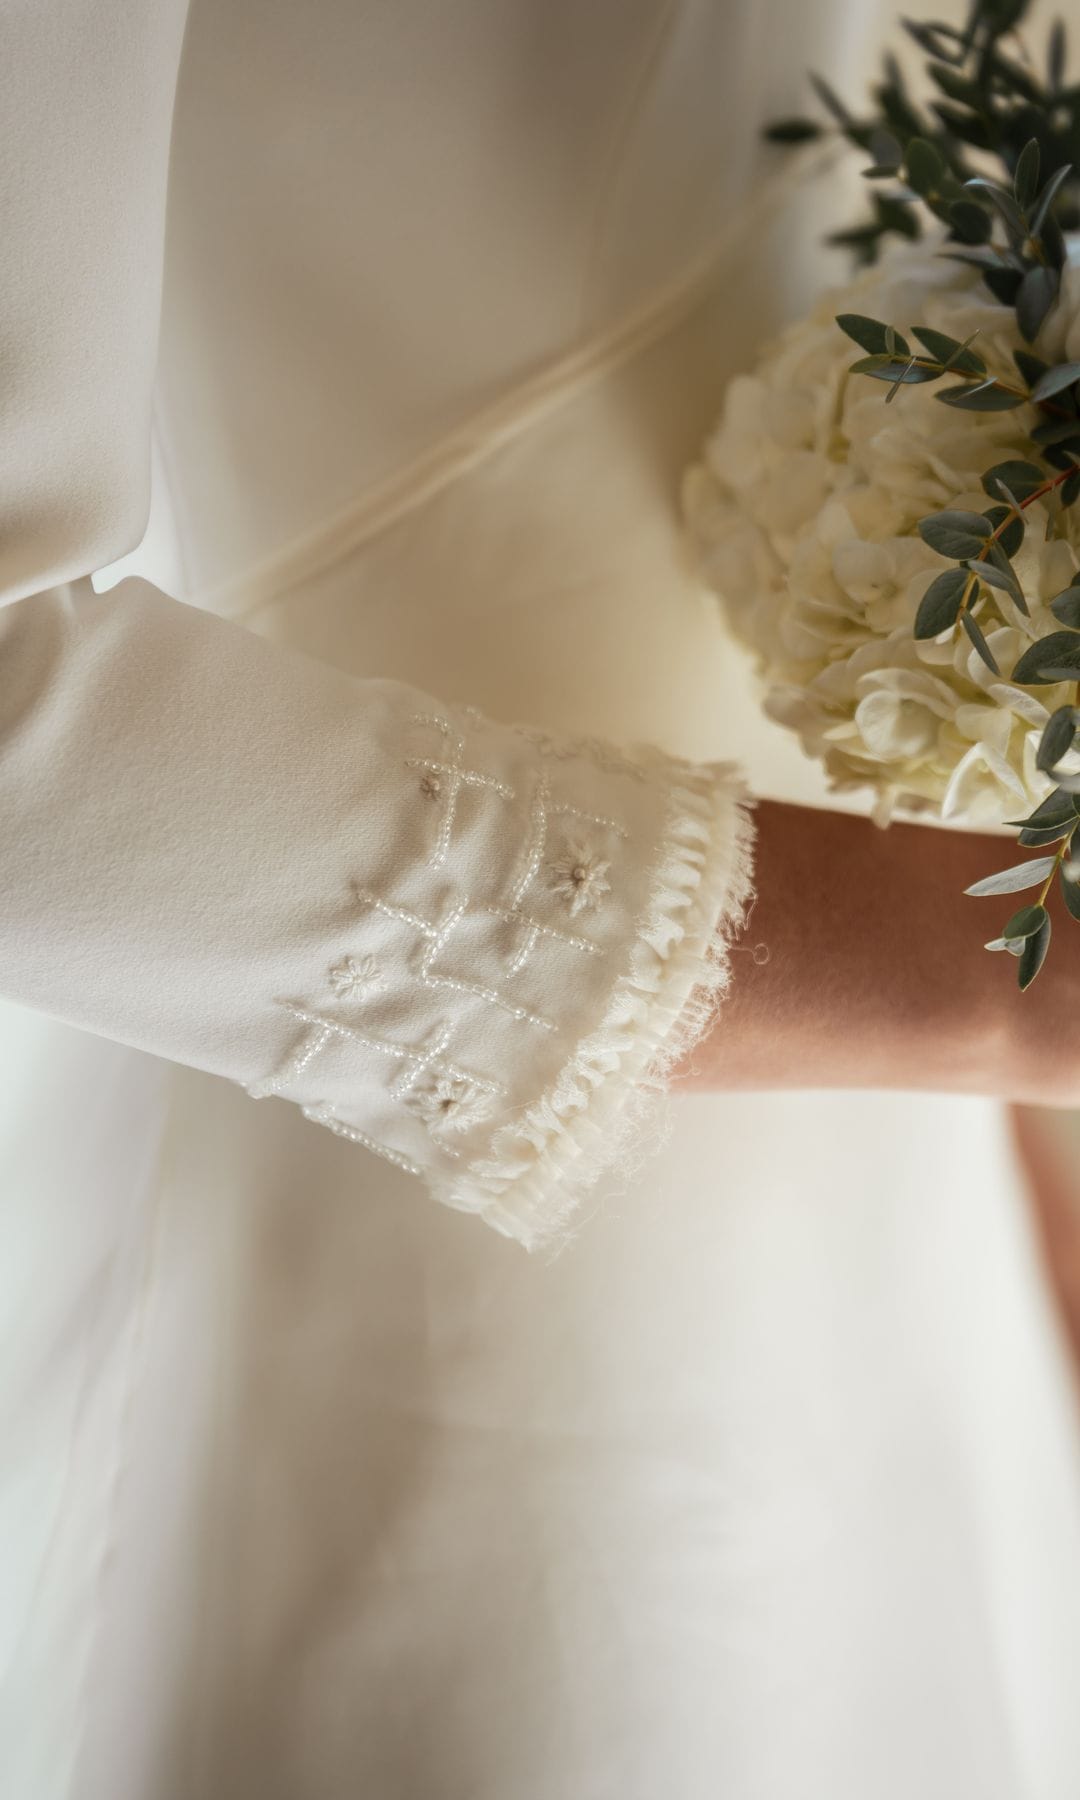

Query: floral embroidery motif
<box><xmin>418</xmin><ymin>772</ymin><xmax>442</xmax><ymax>800</ymax></box>
<box><xmin>328</xmin><ymin>953</ymin><xmax>385</xmax><ymax>998</ymax></box>
<box><xmin>507</xmin><ymin>773</ymin><xmax>628</xmax><ymax>912</ymax></box>
<box><xmin>406</xmin><ymin>1072</ymin><xmax>494</xmax><ymax>1139</ymax></box>
<box><xmin>547</xmin><ymin>840</ymin><xmax>612</xmax><ymax>917</ymax></box>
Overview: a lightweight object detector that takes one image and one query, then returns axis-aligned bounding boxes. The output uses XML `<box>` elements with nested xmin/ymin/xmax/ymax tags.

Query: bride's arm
<box><xmin>11</xmin><ymin>0</ymin><xmax>1069</xmax><ymax>1265</ymax></box>
<box><xmin>3</xmin><ymin>0</ymin><xmax>756</xmax><ymax>1258</ymax></box>
<box><xmin>686</xmin><ymin>797</ymin><xmax>1068</xmax><ymax>1105</ymax></box>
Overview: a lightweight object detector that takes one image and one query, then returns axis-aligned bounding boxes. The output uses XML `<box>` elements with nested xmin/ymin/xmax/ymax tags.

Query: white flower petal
<box><xmin>682</xmin><ymin>235</ymin><xmax>1080</xmax><ymax>827</ymax></box>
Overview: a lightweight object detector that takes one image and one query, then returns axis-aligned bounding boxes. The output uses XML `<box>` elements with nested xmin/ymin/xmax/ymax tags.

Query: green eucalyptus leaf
<box><xmin>932</xmin><ymin>105</ymin><xmax>992</xmax><ymax>148</ymax></box>
<box><xmin>963</xmin><ymin>176</ymin><xmax>1028</xmax><ymax>244</ymax></box>
<box><xmin>1063</xmin><ymin>469</ymin><xmax>1080</xmax><ymax>508</ymax></box>
<box><xmin>985</xmin><ymin>267</ymin><xmax>1025</xmax><ymax>307</ymax></box>
<box><xmin>1045</xmin><ymin>444</ymin><xmax>1080</xmax><ymax>473</ymax></box>
<box><xmin>990</xmin><ymin>480</ymin><xmax>1023</xmax><ymax>516</ymax></box>
<box><xmin>836</xmin><ymin>313</ymin><xmax>908</xmax><ymax>356</ymax></box>
<box><xmin>1031</xmin><ymin>418</ymin><xmax>1080</xmax><ymax>446</ymax></box>
<box><xmin>1011</xmin><ymin>790</ymin><xmax>1077</xmax><ymax>831</ymax></box>
<box><xmin>1018</xmin><ymin>913</ymin><xmax>1052</xmax><ymax>988</ymax></box>
<box><xmin>983</xmin><ymin>532</ymin><xmax>1028</xmax><ymax>607</ymax></box>
<box><xmin>969</xmin><ymin>553</ymin><xmax>1023</xmax><ymax>606</ymax></box>
<box><xmin>1040</xmin><ymin>210</ymin><xmax>1068</xmax><ymax>274</ymax></box>
<box><xmin>945</xmin><ymin>246</ymin><xmax>1014</xmax><ymax>273</ymax></box>
<box><xmin>1014</xmin><ymin>138</ymin><xmax>1041</xmax><ymax>209</ymax></box>
<box><xmin>873</xmin><ymin>194</ymin><xmax>921</xmax><ymax>240</ymax></box>
<box><xmin>810</xmin><ymin>72</ymin><xmax>855</xmax><ymax>126</ymax></box>
<box><xmin>869</xmin><ymin>127</ymin><xmax>903</xmax><ymax>165</ymax></box>
<box><xmin>765</xmin><ymin>118</ymin><xmax>826</xmax><ymax>144</ymax></box>
<box><xmin>902</xmin><ymin>18</ymin><xmax>968</xmax><ymax>60</ymax></box>
<box><xmin>985</xmin><ymin>1</ymin><xmax>1030</xmax><ymax>38</ymax></box>
<box><xmin>981</xmin><ymin>460</ymin><xmax>1044</xmax><ymax>502</ymax></box>
<box><xmin>877</xmin><ymin>58</ymin><xmax>925</xmax><ymax>137</ymax></box>
<box><xmin>947</xmin><ymin>199</ymin><xmax>993</xmax><ymax>244</ymax></box>
<box><xmin>1004</xmin><ymin>902</ymin><xmax>1049</xmax><ymax>941</ymax></box>
<box><xmin>884</xmin><ymin>354</ymin><xmax>918</xmax><ymax>401</ymax></box>
<box><xmin>914</xmin><ymin>567</ymin><xmax>969</xmax><ymax>637</ymax></box>
<box><xmin>936</xmin><ymin>379</ymin><xmax>1025</xmax><ymax>410</ymax></box>
<box><xmin>961</xmin><ymin>607</ymin><xmax>1000</xmax><ymax>673</ymax></box>
<box><xmin>1018</xmin><ymin>822</ymin><xmax>1074</xmax><ymax>846</ymax></box>
<box><xmin>827</xmin><ymin>227</ymin><xmax>884</xmax><ymax>263</ymax></box>
<box><xmin>1030</xmin><ymin>163</ymin><xmax>1075</xmax><ymax>239</ymax></box>
<box><xmin>918</xmin><ymin>510</ymin><xmax>993</xmax><ymax>558</ymax></box>
<box><xmin>1015</xmin><ymin>349</ymin><xmax>1050</xmax><ymax>388</ymax></box>
<box><xmin>849</xmin><ymin>354</ymin><xmax>939</xmax><ymax>385</ymax></box>
<box><xmin>964</xmin><ymin>855</ymin><xmax>1058</xmax><ymax>896</ymax></box>
<box><xmin>983</xmin><ymin>504</ymin><xmax>1024</xmax><ymax>557</ymax></box>
<box><xmin>1037</xmin><ymin>705</ymin><xmax>1078</xmax><ymax>772</ymax></box>
<box><xmin>929</xmin><ymin>63</ymin><xmax>981</xmax><ymax>103</ymax></box>
<box><xmin>911</xmin><ymin>326</ymin><xmax>986</xmax><ymax>374</ymax></box>
<box><xmin>1017</xmin><ymin>265</ymin><xmax>1061</xmax><ymax>344</ymax></box>
<box><xmin>1031</xmin><ymin>362</ymin><xmax>1080</xmax><ymax>403</ymax></box>
<box><xmin>906</xmin><ymin>136</ymin><xmax>945</xmax><ymax>195</ymax></box>
<box><xmin>1050</xmin><ymin>586</ymin><xmax>1080</xmax><ymax>628</ymax></box>
<box><xmin>1011</xmin><ymin>632</ymin><xmax>1080</xmax><ymax>684</ymax></box>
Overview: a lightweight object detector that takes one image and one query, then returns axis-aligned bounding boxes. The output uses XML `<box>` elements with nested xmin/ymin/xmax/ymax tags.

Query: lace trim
<box><xmin>438</xmin><ymin>757</ymin><xmax>756</xmax><ymax>1255</ymax></box>
<box><xmin>247</xmin><ymin>694</ymin><xmax>755</xmax><ymax>1250</ymax></box>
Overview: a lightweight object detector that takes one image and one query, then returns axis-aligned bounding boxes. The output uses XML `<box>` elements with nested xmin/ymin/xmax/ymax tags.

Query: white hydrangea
<box><xmin>683</xmin><ymin>238</ymin><xmax>1080</xmax><ymax>826</ymax></box>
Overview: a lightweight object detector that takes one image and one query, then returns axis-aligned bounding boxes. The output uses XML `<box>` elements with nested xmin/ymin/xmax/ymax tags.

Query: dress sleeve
<box><xmin>0</xmin><ymin>579</ymin><xmax>754</xmax><ymax>1249</ymax></box>
<box><xmin>1</xmin><ymin>0</ymin><xmax>756</xmax><ymax>1253</ymax></box>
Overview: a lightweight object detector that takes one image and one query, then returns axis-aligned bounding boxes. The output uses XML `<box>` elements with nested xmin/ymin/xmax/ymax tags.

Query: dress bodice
<box><xmin>148</xmin><ymin>0</ymin><xmax>889</xmax><ymax>612</ymax></box>
<box><xmin>102</xmin><ymin>0</ymin><xmax>898</xmax><ymax>807</ymax></box>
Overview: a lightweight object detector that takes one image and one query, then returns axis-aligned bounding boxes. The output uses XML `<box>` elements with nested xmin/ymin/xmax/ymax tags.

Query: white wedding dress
<box><xmin>5</xmin><ymin>3</ymin><xmax>1080</xmax><ymax>1797</ymax></box>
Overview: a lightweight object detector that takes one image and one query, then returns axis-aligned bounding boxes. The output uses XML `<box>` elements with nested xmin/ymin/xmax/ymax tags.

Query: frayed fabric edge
<box><xmin>440</xmin><ymin>760</ymin><xmax>757</xmax><ymax>1255</ymax></box>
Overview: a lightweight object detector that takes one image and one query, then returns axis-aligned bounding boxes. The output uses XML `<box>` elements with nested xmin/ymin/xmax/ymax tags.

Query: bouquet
<box><xmin>684</xmin><ymin>0</ymin><xmax>1080</xmax><ymax>988</ymax></box>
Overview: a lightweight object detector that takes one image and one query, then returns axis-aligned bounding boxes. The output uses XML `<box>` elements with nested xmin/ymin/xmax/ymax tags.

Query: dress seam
<box><xmin>196</xmin><ymin>141</ymin><xmax>828</xmax><ymax>625</ymax></box>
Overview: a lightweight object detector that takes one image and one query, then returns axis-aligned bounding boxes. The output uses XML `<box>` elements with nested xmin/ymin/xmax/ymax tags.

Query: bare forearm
<box><xmin>686</xmin><ymin>798</ymin><xmax>1078</xmax><ymax>1103</ymax></box>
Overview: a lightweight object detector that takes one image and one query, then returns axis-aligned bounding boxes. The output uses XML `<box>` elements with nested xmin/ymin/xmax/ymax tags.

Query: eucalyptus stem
<box><xmin>1038</xmin><ymin>834</ymin><xmax>1070</xmax><ymax>905</ymax></box>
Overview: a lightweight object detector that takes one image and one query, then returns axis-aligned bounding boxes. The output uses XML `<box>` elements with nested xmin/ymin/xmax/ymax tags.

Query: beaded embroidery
<box><xmin>251</xmin><ymin>697</ymin><xmax>646</xmax><ymax>1179</ymax></box>
<box><xmin>406</xmin><ymin>713</ymin><xmax>514</xmax><ymax>869</ymax></box>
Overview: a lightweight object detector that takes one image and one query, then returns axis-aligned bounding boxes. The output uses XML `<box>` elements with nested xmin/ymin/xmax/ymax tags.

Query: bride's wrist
<box><xmin>682</xmin><ymin>798</ymin><xmax>1048</xmax><ymax>1101</ymax></box>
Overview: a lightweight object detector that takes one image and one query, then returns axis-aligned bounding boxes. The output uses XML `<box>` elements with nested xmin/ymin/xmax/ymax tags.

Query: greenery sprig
<box><xmin>766</xmin><ymin>0</ymin><xmax>1080</xmax><ymax>272</ymax></box>
<box><xmin>768</xmin><ymin>0</ymin><xmax>1080</xmax><ymax>987</ymax></box>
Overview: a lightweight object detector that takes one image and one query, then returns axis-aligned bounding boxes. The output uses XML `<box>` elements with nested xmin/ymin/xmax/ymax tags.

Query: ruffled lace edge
<box><xmin>439</xmin><ymin>759</ymin><xmax>757</xmax><ymax>1255</ymax></box>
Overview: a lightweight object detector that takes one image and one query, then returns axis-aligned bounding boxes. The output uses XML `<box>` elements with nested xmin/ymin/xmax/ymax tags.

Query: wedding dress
<box><xmin>5</xmin><ymin>2</ymin><xmax>1080</xmax><ymax>1796</ymax></box>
